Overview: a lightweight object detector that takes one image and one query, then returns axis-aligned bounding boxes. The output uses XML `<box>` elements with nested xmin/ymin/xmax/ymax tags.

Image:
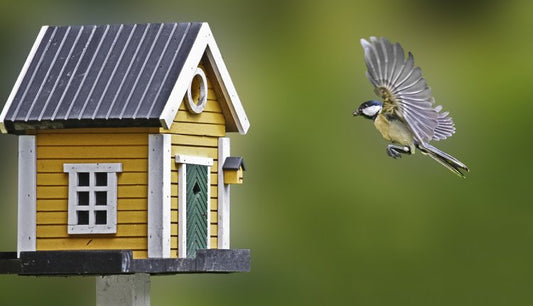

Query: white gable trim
<box><xmin>159</xmin><ymin>23</ymin><xmax>249</xmax><ymax>134</ymax></box>
<box><xmin>0</xmin><ymin>26</ymin><xmax>49</xmax><ymax>134</ymax></box>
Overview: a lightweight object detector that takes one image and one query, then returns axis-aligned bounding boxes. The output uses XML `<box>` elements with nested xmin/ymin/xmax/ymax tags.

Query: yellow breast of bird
<box><xmin>374</xmin><ymin>114</ymin><xmax>414</xmax><ymax>146</ymax></box>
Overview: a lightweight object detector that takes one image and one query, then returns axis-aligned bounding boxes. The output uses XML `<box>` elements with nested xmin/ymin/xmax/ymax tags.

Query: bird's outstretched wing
<box><xmin>360</xmin><ymin>37</ymin><xmax>455</xmax><ymax>143</ymax></box>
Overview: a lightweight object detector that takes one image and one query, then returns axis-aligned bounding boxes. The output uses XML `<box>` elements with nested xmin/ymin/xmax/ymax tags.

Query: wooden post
<box><xmin>96</xmin><ymin>273</ymin><xmax>151</xmax><ymax>306</ymax></box>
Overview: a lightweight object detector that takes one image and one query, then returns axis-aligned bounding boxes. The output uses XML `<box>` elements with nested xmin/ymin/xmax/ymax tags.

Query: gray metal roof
<box><xmin>223</xmin><ymin>156</ymin><xmax>245</xmax><ymax>171</ymax></box>
<box><xmin>2</xmin><ymin>22</ymin><xmax>203</xmax><ymax>132</ymax></box>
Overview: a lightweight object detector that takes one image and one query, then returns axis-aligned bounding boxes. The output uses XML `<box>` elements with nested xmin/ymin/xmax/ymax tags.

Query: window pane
<box><xmin>95</xmin><ymin>191</ymin><xmax>107</xmax><ymax>206</ymax></box>
<box><xmin>95</xmin><ymin>172</ymin><xmax>107</xmax><ymax>186</ymax></box>
<box><xmin>78</xmin><ymin>192</ymin><xmax>89</xmax><ymax>206</ymax></box>
<box><xmin>78</xmin><ymin>173</ymin><xmax>89</xmax><ymax>186</ymax></box>
<box><xmin>77</xmin><ymin>211</ymin><xmax>89</xmax><ymax>225</ymax></box>
<box><xmin>95</xmin><ymin>211</ymin><xmax>107</xmax><ymax>225</ymax></box>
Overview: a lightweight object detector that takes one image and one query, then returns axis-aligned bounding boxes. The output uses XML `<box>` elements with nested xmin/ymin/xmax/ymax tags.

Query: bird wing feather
<box><xmin>361</xmin><ymin>37</ymin><xmax>455</xmax><ymax>142</ymax></box>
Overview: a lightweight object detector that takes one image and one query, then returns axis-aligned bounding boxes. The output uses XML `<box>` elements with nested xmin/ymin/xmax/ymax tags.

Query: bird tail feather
<box><xmin>417</xmin><ymin>143</ymin><xmax>469</xmax><ymax>178</ymax></box>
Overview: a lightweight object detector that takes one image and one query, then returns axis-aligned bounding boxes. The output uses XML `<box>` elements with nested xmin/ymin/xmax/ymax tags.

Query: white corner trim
<box><xmin>148</xmin><ymin>134</ymin><xmax>171</xmax><ymax>258</ymax></box>
<box><xmin>175</xmin><ymin>154</ymin><xmax>213</xmax><ymax>166</ymax></box>
<box><xmin>218</xmin><ymin>137</ymin><xmax>231</xmax><ymax>249</ymax></box>
<box><xmin>178</xmin><ymin>163</ymin><xmax>187</xmax><ymax>258</ymax></box>
<box><xmin>0</xmin><ymin>26</ymin><xmax>49</xmax><ymax>134</ymax></box>
<box><xmin>204</xmin><ymin>32</ymin><xmax>250</xmax><ymax>135</ymax></box>
<box><xmin>17</xmin><ymin>135</ymin><xmax>36</xmax><ymax>257</ymax></box>
<box><xmin>159</xmin><ymin>23</ymin><xmax>211</xmax><ymax>129</ymax></box>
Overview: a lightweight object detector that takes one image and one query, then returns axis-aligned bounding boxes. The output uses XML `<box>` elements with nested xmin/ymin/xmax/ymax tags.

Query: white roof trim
<box><xmin>159</xmin><ymin>23</ymin><xmax>249</xmax><ymax>134</ymax></box>
<box><xmin>0</xmin><ymin>26</ymin><xmax>49</xmax><ymax>134</ymax></box>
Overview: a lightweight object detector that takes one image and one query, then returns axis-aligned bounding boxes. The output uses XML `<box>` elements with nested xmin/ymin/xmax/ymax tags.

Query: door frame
<box><xmin>175</xmin><ymin>154</ymin><xmax>213</xmax><ymax>258</ymax></box>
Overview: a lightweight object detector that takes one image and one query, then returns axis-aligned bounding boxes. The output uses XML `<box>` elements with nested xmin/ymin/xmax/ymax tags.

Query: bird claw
<box><xmin>386</xmin><ymin>146</ymin><xmax>402</xmax><ymax>159</ymax></box>
<box><xmin>386</xmin><ymin>145</ymin><xmax>409</xmax><ymax>159</ymax></box>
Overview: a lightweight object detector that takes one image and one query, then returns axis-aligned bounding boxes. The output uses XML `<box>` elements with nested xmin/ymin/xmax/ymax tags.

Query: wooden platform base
<box><xmin>0</xmin><ymin>249</ymin><xmax>250</xmax><ymax>276</ymax></box>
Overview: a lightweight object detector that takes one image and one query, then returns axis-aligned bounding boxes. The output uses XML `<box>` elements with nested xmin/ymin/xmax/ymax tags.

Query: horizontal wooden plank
<box><xmin>37</xmin><ymin>199</ymin><xmax>67</xmax><ymax>211</ymax></box>
<box><xmin>210</xmin><ymin>198</ymin><xmax>218</xmax><ymax>210</ymax></box>
<box><xmin>37</xmin><ymin>127</ymin><xmax>158</xmax><ymax>134</ymax></box>
<box><xmin>38</xmin><ymin>159</ymin><xmax>147</xmax><ymax>173</ymax></box>
<box><xmin>37</xmin><ymin>224</ymin><xmax>148</xmax><ymax>238</ymax></box>
<box><xmin>37</xmin><ymin>133</ymin><xmax>148</xmax><ymax>146</ymax></box>
<box><xmin>38</xmin><ymin>145</ymin><xmax>148</xmax><ymax>159</ymax></box>
<box><xmin>171</xmin><ymin>210</ymin><xmax>177</xmax><ymax>223</ymax></box>
<box><xmin>178</xmin><ymin>95</ymin><xmax>221</xmax><ymax>112</ymax></box>
<box><xmin>118</xmin><ymin>186</ymin><xmax>148</xmax><ymax>198</ymax></box>
<box><xmin>119</xmin><ymin>173</ymin><xmax>148</xmax><ymax>185</ymax></box>
<box><xmin>119</xmin><ymin>199</ymin><xmax>147</xmax><ymax>211</ymax></box>
<box><xmin>37</xmin><ymin>211</ymin><xmax>147</xmax><ymax>225</ymax></box>
<box><xmin>162</xmin><ymin>122</ymin><xmax>225</xmax><ymax>137</ymax></box>
<box><xmin>210</xmin><ymin>237</ymin><xmax>218</xmax><ymax>249</ymax></box>
<box><xmin>37</xmin><ymin>237</ymin><xmax>147</xmax><ymax>250</ymax></box>
<box><xmin>170</xmin><ymin>134</ymin><xmax>218</xmax><ymax>147</ymax></box>
<box><xmin>37</xmin><ymin>186</ymin><xmax>67</xmax><ymax>199</ymax></box>
<box><xmin>172</xmin><ymin>145</ymin><xmax>218</xmax><ymax>159</ymax></box>
<box><xmin>133</xmin><ymin>251</ymin><xmax>147</xmax><ymax>259</ymax></box>
<box><xmin>37</xmin><ymin>198</ymin><xmax>147</xmax><ymax>211</ymax></box>
<box><xmin>175</xmin><ymin>111</ymin><xmax>225</xmax><ymax>125</ymax></box>
<box><xmin>37</xmin><ymin>172</ymin><xmax>148</xmax><ymax>186</ymax></box>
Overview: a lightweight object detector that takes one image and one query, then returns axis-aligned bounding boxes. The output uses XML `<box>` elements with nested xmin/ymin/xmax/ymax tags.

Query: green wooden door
<box><xmin>186</xmin><ymin>164</ymin><xmax>208</xmax><ymax>258</ymax></box>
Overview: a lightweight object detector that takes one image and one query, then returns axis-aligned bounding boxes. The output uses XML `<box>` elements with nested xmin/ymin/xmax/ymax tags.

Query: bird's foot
<box><xmin>386</xmin><ymin>145</ymin><xmax>410</xmax><ymax>159</ymax></box>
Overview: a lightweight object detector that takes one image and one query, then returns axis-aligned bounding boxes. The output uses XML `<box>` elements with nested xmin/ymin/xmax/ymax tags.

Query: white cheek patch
<box><xmin>362</xmin><ymin>105</ymin><xmax>381</xmax><ymax>117</ymax></box>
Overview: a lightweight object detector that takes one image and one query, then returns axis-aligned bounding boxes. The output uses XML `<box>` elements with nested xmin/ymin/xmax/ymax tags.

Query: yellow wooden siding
<box><xmin>36</xmin><ymin>131</ymin><xmax>149</xmax><ymax>259</ymax></box>
<box><xmin>164</xmin><ymin>60</ymin><xmax>224</xmax><ymax>258</ymax></box>
<box><xmin>34</xmin><ymin>58</ymin><xmax>228</xmax><ymax>259</ymax></box>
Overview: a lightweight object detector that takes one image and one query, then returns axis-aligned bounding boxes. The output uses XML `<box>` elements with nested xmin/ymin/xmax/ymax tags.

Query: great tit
<box><xmin>353</xmin><ymin>37</ymin><xmax>469</xmax><ymax>177</ymax></box>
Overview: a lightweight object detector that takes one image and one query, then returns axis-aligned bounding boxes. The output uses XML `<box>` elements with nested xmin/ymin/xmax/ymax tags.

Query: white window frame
<box><xmin>175</xmin><ymin>154</ymin><xmax>213</xmax><ymax>258</ymax></box>
<box><xmin>63</xmin><ymin>163</ymin><xmax>122</xmax><ymax>234</ymax></box>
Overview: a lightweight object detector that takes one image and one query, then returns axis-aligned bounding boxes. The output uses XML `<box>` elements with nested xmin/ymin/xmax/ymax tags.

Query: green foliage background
<box><xmin>1</xmin><ymin>0</ymin><xmax>533</xmax><ymax>305</ymax></box>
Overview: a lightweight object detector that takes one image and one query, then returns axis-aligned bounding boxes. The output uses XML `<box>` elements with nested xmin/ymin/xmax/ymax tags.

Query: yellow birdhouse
<box><xmin>0</xmin><ymin>22</ymin><xmax>251</xmax><ymax>277</ymax></box>
<box><xmin>223</xmin><ymin>157</ymin><xmax>245</xmax><ymax>184</ymax></box>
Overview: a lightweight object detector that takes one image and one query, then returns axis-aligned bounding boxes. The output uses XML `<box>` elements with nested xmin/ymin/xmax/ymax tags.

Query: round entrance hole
<box><xmin>185</xmin><ymin>67</ymin><xmax>208</xmax><ymax>114</ymax></box>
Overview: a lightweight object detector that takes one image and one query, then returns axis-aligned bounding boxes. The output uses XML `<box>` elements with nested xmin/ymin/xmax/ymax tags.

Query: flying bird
<box><xmin>353</xmin><ymin>37</ymin><xmax>469</xmax><ymax>177</ymax></box>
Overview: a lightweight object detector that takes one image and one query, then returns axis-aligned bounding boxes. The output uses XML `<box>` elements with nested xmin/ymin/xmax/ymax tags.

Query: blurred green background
<box><xmin>1</xmin><ymin>0</ymin><xmax>533</xmax><ymax>305</ymax></box>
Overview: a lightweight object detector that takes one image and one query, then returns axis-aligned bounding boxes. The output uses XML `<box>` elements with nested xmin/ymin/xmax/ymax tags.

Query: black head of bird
<box><xmin>354</xmin><ymin>37</ymin><xmax>469</xmax><ymax>178</ymax></box>
<box><xmin>353</xmin><ymin>100</ymin><xmax>383</xmax><ymax>120</ymax></box>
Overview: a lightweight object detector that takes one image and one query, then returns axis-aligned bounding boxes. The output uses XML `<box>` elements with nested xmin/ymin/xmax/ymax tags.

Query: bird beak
<box><xmin>353</xmin><ymin>109</ymin><xmax>360</xmax><ymax>116</ymax></box>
